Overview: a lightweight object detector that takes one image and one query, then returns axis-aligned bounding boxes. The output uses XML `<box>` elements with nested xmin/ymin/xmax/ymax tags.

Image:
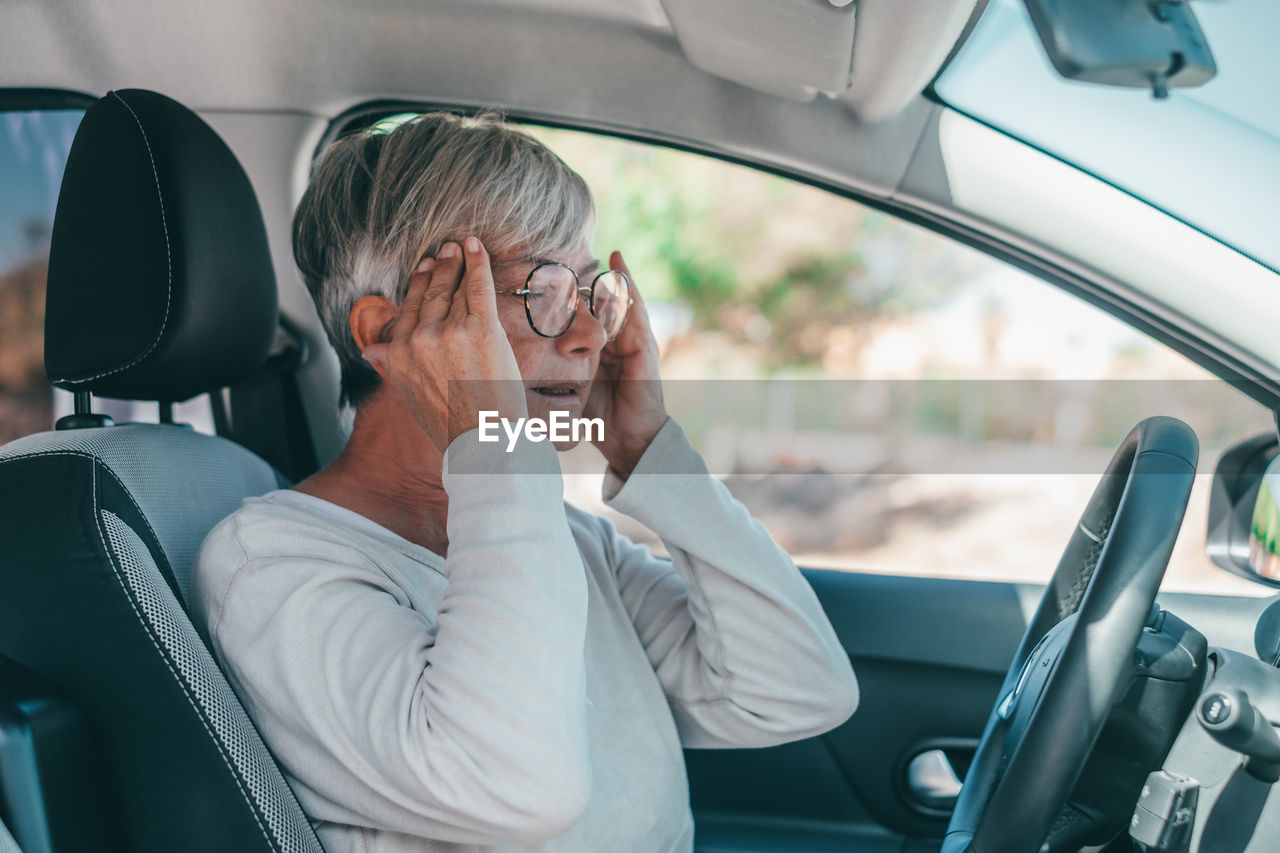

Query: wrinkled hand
<box><xmin>363</xmin><ymin>238</ymin><xmax>527</xmax><ymax>453</ymax></box>
<box><xmin>584</xmin><ymin>251</ymin><xmax>667</xmax><ymax>479</ymax></box>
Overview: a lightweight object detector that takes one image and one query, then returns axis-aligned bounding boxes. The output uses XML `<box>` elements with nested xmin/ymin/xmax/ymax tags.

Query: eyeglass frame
<box><xmin>513</xmin><ymin>261</ymin><xmax>634</xmax><ymax>340</ymax></box>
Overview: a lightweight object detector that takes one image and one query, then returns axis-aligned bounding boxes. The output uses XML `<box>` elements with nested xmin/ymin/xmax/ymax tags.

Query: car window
<box><xmin>0</xmin><ymin>102</ymin><xmax>215</xmax><ymax>439</ymax></box>
<box><xmin>0</xmin><ymin>106</ymin><xmax>82</xmax><ymax>442</ymax></box>
<box><xmin>339</xmin><ymin>115</ymin><xmax>1276</xmax><ymax>596</ymax></box>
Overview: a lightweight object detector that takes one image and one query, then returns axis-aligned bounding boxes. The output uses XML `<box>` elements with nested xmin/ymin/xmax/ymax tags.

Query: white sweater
<box><xmin>192</xmin><ymin>417</ymin><xmax>858</xmax><ymax>853</ymax></box>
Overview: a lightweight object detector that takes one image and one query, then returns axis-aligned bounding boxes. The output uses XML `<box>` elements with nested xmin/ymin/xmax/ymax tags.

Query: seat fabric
<box><xmin>0</xmin><ymin>425</ymin><xmax>324</xmax><ymax>852</ymax></box>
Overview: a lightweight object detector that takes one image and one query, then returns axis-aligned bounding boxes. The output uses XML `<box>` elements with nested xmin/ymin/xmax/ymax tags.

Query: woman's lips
<box><xmin>530</xmin><ymin>383</ymin><xmax>586</xmax><ymax>405</ymax></box>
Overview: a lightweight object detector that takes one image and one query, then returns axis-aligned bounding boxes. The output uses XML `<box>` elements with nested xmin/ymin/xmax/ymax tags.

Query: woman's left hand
<box><xmin>584</xmin><ymin>250</ymin><xmax>668</xmax><ymax>479</ymax></box>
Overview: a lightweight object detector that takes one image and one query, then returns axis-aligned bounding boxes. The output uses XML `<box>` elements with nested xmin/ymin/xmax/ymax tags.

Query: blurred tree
<box><xmin>0</xmin><ymin>255</ymin><xmax>53</xmax><ymax>441</ymax></box>
<box><xmin>530</xmin><ymin>125</ymin><xmax>976</xmax><ymax>375</ymax></box>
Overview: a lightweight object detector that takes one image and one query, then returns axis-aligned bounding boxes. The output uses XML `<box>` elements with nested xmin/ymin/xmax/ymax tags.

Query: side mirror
<box><xmin>1251</xmin><ymin>461</ymin><xmax>1280</xmax><ymax>581</ymax></box>
<box><xmin>1021</xmin><ymin>0</ymin><xmax>1216</xmax><ymax>98</ymax></box>
<box><xmin>1207</xmin><ymin>431</ymin><xmax>1280</xmax><ymax>587</ymax></box>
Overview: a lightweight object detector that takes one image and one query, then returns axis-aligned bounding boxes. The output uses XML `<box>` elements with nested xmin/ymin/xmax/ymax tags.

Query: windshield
<box><xmin>934</xmin><ymin>0</ymin><xmax>1280</xmax><ymax>275</ymax></box>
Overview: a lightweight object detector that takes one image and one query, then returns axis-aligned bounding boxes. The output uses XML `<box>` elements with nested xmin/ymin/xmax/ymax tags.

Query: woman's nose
<box><xmin>557</xmin><ymin>294</ymin><xmax>607</xmax><ymax>355</ymax></box>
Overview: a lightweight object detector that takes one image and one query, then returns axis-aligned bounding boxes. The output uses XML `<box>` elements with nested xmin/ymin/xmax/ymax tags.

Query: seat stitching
<box><xmin>90</xmin><ymin>465</ymin><xmax>281</xmax><ymax>850</ymax></box>
<box><xmin>1</xmin><ymin>448</ymin><xmax>183</xmax><ymax>594</ymax></box>
<box><xmin>0</xmin><ymin>449</ymin><xmax>284</xmax><ymax>848</ymax></box>
<box><xmin>50</xmin><ymin>91</ymin><xmax>174</xmax><ymax>384</ymax></box>
<box><xmin>0</xmin><ymin>441</ymin><xmax>259</xmax><ymax>583</ymax></box>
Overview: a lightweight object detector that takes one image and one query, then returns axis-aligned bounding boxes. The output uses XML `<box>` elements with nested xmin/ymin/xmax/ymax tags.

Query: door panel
<box><xmin>689</xmin><ymin>569</ymin><xmax>1279</xmax><ymax>851</ymax></box>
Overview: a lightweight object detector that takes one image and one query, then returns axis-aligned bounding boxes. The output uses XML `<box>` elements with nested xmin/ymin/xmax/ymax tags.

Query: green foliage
<box><xmin>531</xmin><ymin>127</ymin><xmax>940</xmax><ymax>364</ymax></box>
<box><xmin>516</xmin><ymin>127</ymin><xmax>970</xmax><ymax>375</ymax></box>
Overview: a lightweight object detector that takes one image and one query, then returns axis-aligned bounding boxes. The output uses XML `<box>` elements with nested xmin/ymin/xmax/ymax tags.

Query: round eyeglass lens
<box><xmin>593</xmin><ymin>271</ymin><xmax>630</xmax><ymax>340</ymax></box>
<box><xmin>525</xmin><ymin>264</ymin><xmax>579</xmax><ymax>337</ymax></box>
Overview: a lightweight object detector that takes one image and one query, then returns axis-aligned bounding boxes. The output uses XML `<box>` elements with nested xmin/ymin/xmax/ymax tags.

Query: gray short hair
<box><xmin>292</xmin><ymin>112</ymin><xmax>596</xmax><ymax>408</ymax></box>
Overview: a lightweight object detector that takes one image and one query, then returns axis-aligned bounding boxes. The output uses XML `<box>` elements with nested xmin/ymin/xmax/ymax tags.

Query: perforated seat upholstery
<box><xmin>0</xmin><ymin>89</ymin><xmax>325</xmax><ymax>852</ymax></box>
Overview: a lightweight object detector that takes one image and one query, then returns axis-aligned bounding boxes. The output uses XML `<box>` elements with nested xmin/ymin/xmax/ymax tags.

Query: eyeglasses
<box><xmin>515</xmin><ymin>261</ymin><xmax>633</xmax><ymax>341</ymax></box>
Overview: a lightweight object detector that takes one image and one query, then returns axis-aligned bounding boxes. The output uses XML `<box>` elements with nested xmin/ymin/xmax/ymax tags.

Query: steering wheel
<box><xmin>942</xmin><ymin>416</ymin><xmax>1198</xmax><ymax>853</ymax></box>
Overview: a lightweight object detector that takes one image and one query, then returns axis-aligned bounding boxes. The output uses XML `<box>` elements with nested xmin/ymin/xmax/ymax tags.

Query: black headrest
<box><xmin>45</xmin><ymin>89</ymin><xmax>278</xmax><ymax>402</ymax></box>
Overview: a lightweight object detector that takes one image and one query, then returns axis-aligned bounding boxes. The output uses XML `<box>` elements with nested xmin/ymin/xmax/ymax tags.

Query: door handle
<box><xmin>906</xmin><ymin>748</ymin><xmax>964</xmax><ymax>811</ymax></box>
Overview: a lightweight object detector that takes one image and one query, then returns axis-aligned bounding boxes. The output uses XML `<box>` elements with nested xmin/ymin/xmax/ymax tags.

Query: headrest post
<box><xmin>55</xmin><ymin>391</ymin><xmax>114</xmax><ymax>431</ymax></box>
<box><xmin>209</xmin><ymin>391</ymin><xmax>231</xmax><ymax>437</ymax></box>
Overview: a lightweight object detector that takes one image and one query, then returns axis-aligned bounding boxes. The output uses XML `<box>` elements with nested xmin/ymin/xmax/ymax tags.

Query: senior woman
<box><xmin>192</xmin><ymin>112</ymin><xmax>858</xmax><ymax>853</ymax></box>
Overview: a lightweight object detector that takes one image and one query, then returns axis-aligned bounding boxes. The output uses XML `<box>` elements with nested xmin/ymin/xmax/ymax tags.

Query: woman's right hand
<box><xmin>362</xmin><ymin>236</ymin><xmax>527</xmax><ymax>453</ymax></box>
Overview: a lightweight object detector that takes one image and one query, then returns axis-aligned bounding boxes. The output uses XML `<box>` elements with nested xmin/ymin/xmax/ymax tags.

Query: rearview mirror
<box><xmin>1207</xmin><ymin>431</ymin><xmax>1280</xmax><ymax>588</ymax></box>
<box><xmin>1021</xmin><ymin>0</ymin><xmax>1216</xmax><ymax>97</ymax></box>
<box><xmin>1251</xmin><ymin>459</ymin><xmax>1280</xmax><ymax>580</ymax></box>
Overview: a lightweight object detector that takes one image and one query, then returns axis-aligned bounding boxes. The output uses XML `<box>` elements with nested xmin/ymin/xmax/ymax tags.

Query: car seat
<box><xmin>0</xmin><ymin>89</ymin><xmax>325</xmax><ymax>852</ymax></box>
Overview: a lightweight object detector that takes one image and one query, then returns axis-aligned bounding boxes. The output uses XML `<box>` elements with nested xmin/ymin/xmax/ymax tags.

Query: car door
<box><xmin>687</xmin><ymin>573</ymin><xmax>1278</xmax><ymax>852</ymax></box>
<box><xmin>486</xmin><ymin>124</ymin><xmax>1280</xmax><ymax>852</ymax></box>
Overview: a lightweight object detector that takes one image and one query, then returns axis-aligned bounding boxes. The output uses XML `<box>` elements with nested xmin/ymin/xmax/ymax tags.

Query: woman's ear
<box><xmin>349</xmin><ymin>295</ymin><xmax>398</xmax><ymax>352</ymax></box>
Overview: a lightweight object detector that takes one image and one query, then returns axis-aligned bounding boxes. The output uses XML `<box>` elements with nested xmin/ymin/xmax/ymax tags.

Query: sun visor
<box><xmin>659</xmin><ymin>0</ymin><xmax>978</xmax><ymax>120</ymax></box>
<box><xmin>659</xmin><ymin>0</ymin><xmax>858</xmax><ymax>101</ymax></box>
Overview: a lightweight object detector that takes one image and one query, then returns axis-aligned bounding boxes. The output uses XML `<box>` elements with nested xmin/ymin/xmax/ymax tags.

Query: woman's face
<box><xmin>489</xmin><ymin>239</ymin><xmax>609</xmax><ymax>442</ymax></box>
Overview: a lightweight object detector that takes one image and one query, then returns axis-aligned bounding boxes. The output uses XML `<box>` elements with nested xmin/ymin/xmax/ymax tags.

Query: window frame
<box><xmin>312</xmin><ymin>100</ymin><xmax>1279</xmax><ymax>594</ymax></box>
<box><xmin>317</xmin><ymin>100</ymin><xmax>1280</xmax><ymax>415</ymax></box>
<box><xmin>0</xmin><ymin>88</ymin><xmax>96</xmax><ymax>112</ymax></box>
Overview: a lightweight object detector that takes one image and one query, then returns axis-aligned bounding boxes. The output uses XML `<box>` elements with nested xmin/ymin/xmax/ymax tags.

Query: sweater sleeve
<box><xmin>600</xmin><ymin>417</ymin><xmax>858</xmax><ymax>749</ymax></box>
<box><xmin>194</xmin><ymin>430</ymin><xmax>591</xmax><ymax>845</ymax></box>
